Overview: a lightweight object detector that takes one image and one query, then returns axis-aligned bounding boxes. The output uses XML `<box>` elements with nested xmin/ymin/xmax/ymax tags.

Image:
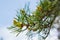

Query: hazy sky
<box><xmin>0</xmin><ymin>0</ymin><xmax>38</xmax><ymax>27</ymax></box>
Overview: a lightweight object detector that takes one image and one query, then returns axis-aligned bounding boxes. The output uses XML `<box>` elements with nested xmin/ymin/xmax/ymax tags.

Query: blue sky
<box><xmin>0</xmin><ymin>0</ymin><xmax>38</xmax><ymax>26</ymax></box>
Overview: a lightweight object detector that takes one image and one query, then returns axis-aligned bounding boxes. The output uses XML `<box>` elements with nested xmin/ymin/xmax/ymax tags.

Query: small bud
<box><xmin>20</xmin><ymin>9</ymin><xmax>25</xmax><ymax>14</ymax></box>
<box><xmin>13</xmin><ymin>19</ymin><xmax>23</xmax><ymax>28</ymax></box>
<box><xmin>13</xmin><ymin>19</ymin><xmax>17</xmax><ymax>25</ymax></box>
<box><xmin>28</xmin><ymin>27</ymin><xmax>31</xmax><ymax>31</ymax></box>
<box><xmin>36</xmin><ymin>6</ymin><xmax>42</xmax><ymax>11</ymax></box>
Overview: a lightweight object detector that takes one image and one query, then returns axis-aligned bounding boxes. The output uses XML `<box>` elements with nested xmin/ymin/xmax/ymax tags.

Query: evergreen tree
<box><xmin>8</xmin><ymin>0</ymin><xmax>60</xmax><ymax>40</ymax></box>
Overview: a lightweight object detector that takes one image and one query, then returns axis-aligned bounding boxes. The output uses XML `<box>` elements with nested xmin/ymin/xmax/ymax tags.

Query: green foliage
<box><xmin>8</xmin><ymin>0</ymin><xmax>60</xmax><ymax>40</ymax></box>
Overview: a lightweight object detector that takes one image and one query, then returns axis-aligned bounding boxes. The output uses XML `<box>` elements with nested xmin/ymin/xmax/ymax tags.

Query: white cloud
<box><xmin>0</xmin><ymin>27</ymin><xmax>16</xmax><ymax>40</ymax></box>
<box><xmin>46</xmin><ymin>28</ymin><xmax>58</xmax><ymax>40</ymax></box>
<box><xmin>0</xmin><ymin>26</ymin><xmax>58</xmax><ymax>40</ymax></box>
